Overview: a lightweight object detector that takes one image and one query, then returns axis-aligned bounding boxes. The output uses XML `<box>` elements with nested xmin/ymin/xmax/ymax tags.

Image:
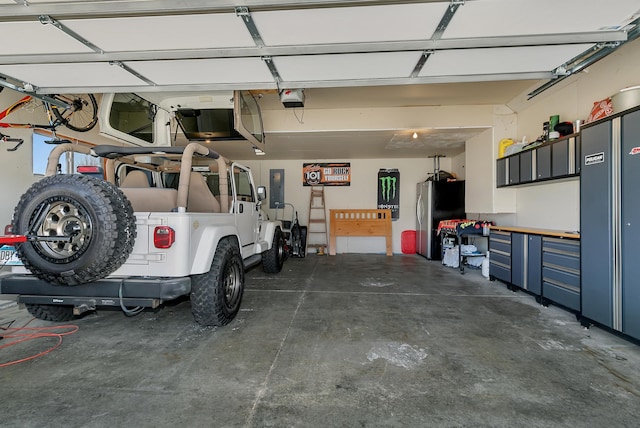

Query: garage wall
<box><xmin>0</xmin><ymin>92</ymin><xmax>116</xmax><ymax>230</ymax></box>
<box><xmin>505</xmin><ymin>37</ymin><xmax>640</xmax><ymax>231</ymax></box>
<box><xmin>240</xmin><ymin>156</ymin><xmax>457</xmax><ymax>254</ymax></box>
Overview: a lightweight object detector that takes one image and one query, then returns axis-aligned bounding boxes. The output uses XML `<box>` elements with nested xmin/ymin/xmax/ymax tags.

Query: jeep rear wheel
<box><xmin>191</xmin><ymin>238</ymin><xmax>245</xmax><ymax>326</ymax></box>
<box><xmin>12</xmin><ymin>175</ymin><xmax>136</xmax><ymax>286</ymax></box>
<box><xmin>25</xmin><ymin>304</ymin><xmax>75</xmax><ymax>322</ymax></box>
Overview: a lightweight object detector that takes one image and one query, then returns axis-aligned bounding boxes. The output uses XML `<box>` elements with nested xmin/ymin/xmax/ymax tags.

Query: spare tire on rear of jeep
<box><xmin>12</xmin><ymin>175</ymin><xmax>136</xmax><ymax>286</ymax></box>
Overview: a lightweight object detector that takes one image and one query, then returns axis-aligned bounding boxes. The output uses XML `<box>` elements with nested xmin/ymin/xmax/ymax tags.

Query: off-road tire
<box><xmin>299</xmin><ymin>226</ymin><xmax>307</xmax><ymax>258</ymax></box>
<box><xmin>25</xmin><ymin>304</ymin><xmax>74</xmax><ymax>322</ymax></box>
<box><xmin>94</xmin><ymin>179</ymin><xmax>137</xmax><ymax>268</ymax></box>
<box><xmin>191</xmin><ymin>238</ymin><xmax>245</xmax><ymax>326</ymax></box>
<box><xmin>262</xmin><ymin>227</ymin><xmax>285</xmax><ymax>273</ymax></box>
<box><xmin>12</xmin><ymin>175</ymin><xmax>136</xmax><ymax>285</ymax></box>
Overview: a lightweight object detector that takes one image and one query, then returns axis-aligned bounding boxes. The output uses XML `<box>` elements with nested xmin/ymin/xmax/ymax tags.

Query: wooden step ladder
<box><xmin>306</xmin><ymin>186</ymin><xmax>328</xmax><ymax>254</ymax></box>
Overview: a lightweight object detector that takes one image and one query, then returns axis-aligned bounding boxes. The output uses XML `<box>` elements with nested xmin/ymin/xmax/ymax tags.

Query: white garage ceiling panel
<box><xmin>0</xmin><ymin>21</ymin><xmax>94</xmax><ymax>55</ymax></box>
<box><xmin>275</xmin><ymin>52</ymin><xmax>423</xmax><ymax>82</ymax></box>
<box><xmin>125</xmin><ymin>57</ymin><xmax>274</xmax><ymax>85</ymax></box>
<box><xmin>0</xmin><ymin>62</ymin><xmax>147</xmax><ymax>87</ymax></box>
<box><xmin>61</xmin><ymin>13</ymin><xmax>256</xmax><ymax>52</ymax></box>
<box><xmin>444</xmin><ymin>0</ymin><xmax>640</xmax><ymax>39</ymax></box>
<box><xmin>252</xmin><ymin>3</ymin><xmax>449</xmax><ymax>46</ymax></box>
<box><xmin>420</xmin><ymin>44</ymin><xmax>593</xmax><ymax>77</ymax></box>
<box><xmin>0</xmin><ymin>1</ymin><xmax>636</xmax><ymax>95</ymax></box>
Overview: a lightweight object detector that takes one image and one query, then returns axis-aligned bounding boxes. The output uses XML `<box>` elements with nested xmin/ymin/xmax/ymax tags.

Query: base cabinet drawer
<box><xmin>541</xmin><ymin>237</ymin><xmax>580</xmax><ymax>311</ymax></box>
<box><xmin>490</xmin><ymin>261</ymin><xmax>511</xmax><ymax>283</ymax></box>
<box><xmin>543</xmin><ymin>281</ymin><xmax>580</xmax><ymax>311</ymax></box>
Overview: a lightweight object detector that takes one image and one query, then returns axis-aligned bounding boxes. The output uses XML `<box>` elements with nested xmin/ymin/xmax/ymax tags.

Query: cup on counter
<box><xmin>574</xmin><ymin>119</ymin><xmax>583</xmax><ymax>133</ymax></box>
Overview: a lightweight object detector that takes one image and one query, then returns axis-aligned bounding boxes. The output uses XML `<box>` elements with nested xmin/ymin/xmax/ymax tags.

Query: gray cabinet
<box><xmin>489</xmin><ymin>230</ymin><xmax>511</xmax><ymax>283</ymax></box>
<box><xmin>496</xmin><ymin>134</ymin><xmax>580</xmax><ymax>188</ymax></box>
<box><xmin>519</xmin><ymin>150</ymin><xmax>533</xmax><ymax>183</ymax></box>
<box><xmin>536</xmin><ymin>145</ymin><xmax>551</xmax><ymax>180</ymax></box>
<box><xmin>542</xmin><ymin>237</ymin><xmax>580</xmax><ymax>311</ymax></box>
<box><xmin>581</xmin><ymin>107</ymin><xmax>640</xmax><ymax>341</ymax></box>
<box><xmin>491</xmin><ymin>228</ymin><xmax>578</xmax><ymax>307</ymax></box>
<box><xmin>508</xmin><ymin>155</ymin><xmax>520</xmax><ymax>185</ymax></box>
<box><xmin>551</xmin><ymin>138</ymin><xmax>569</xmax><ymax>177</ymax></box>
<box><xmin>496</xmin><ymin>158</ymin><xmax>507</xmax><ymax>187</ymax></box>
<box><xmin>512</xmin><ymin>233</ymin><xmax>542</xmax><ymax>295</ymax></box>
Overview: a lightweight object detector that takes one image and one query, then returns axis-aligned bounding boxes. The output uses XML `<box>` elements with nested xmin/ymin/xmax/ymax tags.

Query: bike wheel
<box><xmin>50</xmin><ymin>94</ymin><xmax>98</xmax><ymax>132</ymax></box>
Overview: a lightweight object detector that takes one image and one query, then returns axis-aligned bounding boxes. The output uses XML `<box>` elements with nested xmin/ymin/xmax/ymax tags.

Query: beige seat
<box><xmin>187</xmin><ymin>172</ymin><xmax>221</xmax><ymax>213</ymax></box>
<box><xmin>119</xmin><ymin>169</ymin><xmax>177</xmax><ymax>212</ymax></box>
<box><xmin>120</xmin><ymin>170</ymin><xmax>150</xmax><ymax>188</ymax></box>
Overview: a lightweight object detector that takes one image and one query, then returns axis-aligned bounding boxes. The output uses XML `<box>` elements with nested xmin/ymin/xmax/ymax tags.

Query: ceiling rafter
<box><xmin>410</xmin><ymin>0</ymin><xmax>464</xmax><ymax>77</ymax></box>
<box><xmin>38</xmin><ymin>14</ymin><xmax>103</xmax><ymax>54</ymax></box>
<box><xmin>0</xmin><ymin>31</ymin><xmax>627</xmax><ymax>66</ymax></box>
<box><xmin>0</xmin><ymin>1</ymin><xmax>445</xmax><ymax>20</ymax></box>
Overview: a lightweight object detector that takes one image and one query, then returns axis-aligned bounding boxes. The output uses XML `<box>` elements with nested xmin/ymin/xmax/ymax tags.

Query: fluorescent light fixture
<box><xmin>254</xmin><ymin>147</ymin><xmax>266</xmax><ymax>156</ymax></box>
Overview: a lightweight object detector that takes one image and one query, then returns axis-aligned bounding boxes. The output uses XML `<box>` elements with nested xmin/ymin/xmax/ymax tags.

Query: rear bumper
<box><xmin>0</xmin><ymin>275</ymin><xmax>191</xmax><ymax>308</ymax></box>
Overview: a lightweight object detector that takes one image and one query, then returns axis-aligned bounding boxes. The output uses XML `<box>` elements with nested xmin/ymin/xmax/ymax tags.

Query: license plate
<box><xmin>0</xmin><ymin>245</ymin><xmax>23</xmax><ymax>266</ymax></box>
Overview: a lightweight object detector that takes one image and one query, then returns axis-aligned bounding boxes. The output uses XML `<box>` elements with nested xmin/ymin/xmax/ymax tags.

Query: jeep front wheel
<box><xmin>190</xmin><ymin>238</ymin><xmax>245</xmax><ymax>326</ymax></box>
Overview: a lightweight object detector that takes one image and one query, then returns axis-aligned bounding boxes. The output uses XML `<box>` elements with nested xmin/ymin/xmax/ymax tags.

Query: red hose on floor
<box><xmin>0</xmin><ymin>320</ymin><xmax>79</xmax><ymax>367</ymax></box>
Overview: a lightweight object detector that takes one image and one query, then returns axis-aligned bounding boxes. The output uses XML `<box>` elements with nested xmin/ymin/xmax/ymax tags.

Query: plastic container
<box><xmin>481</xmin><ymin>256</ymin><xmax>490</xmax><ymax>279</ymax></box>
<box><xmin>401</xmin><ymin>230</ymin><xmax>416</xmax><ymax>254</ymax></box>
<box><xmin>612</xmin><ymin>86</ymin><xmax>640</xmax><ymax>113</ymax></box>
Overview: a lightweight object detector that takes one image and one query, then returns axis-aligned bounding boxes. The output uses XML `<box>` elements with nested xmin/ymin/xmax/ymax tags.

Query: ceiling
<box><xmin>0</xmin><ymin>0</ymin><xmax>638</xmax><ymax>160</ymax></box>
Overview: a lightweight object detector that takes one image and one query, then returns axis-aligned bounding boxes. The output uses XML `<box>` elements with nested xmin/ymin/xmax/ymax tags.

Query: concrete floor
<box><xmin>1</xmin><ymin>254</ymin><xmax>640</xmax><ymax>428</ymax></box>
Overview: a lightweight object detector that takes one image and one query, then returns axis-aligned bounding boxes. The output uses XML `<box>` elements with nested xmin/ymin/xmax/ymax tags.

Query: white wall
<box><xmin>1</xmin><ymin>39</ymin><xmax>637</xmax><ymax>246</ymax></box>
<box><xmin>0</xmin><ymin>92</ymin><xmax>118</xmax><ymax>229</ymax></box>
<box><xmin>505</xmin><ymin>37</ymin><xmax>640</xmax><ymax>232</ymax></box>
<box><xmin>240</xmin><ymin>157</ymin><xmax>449</xmax><ymax>254</ymax></box>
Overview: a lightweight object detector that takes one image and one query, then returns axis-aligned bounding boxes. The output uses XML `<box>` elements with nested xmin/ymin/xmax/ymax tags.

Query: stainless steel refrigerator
<box><xmin>416</xmin><ymin>180</ymin><xmax>465</xmax><ymax>260</ymax></box>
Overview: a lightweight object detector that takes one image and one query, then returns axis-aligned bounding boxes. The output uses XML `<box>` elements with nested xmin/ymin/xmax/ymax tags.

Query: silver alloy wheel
<box><xmin>37</xmin><ymin>200</ymin><xmax>92</xmax><ymax>259</ymax></box>
<box><xmin>224</xmin><ymin>260</ymin><xmax>243</xmax><ymax>310</ymax></box>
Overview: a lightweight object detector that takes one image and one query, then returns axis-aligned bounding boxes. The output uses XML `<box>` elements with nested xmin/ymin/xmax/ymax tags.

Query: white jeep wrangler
<box><xmin>0</xmin><ymin>141</ymin><xmax>285</xmax><ymax>326</ymax></box>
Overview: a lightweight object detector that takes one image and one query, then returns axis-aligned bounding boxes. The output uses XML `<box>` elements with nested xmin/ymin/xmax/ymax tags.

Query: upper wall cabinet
<box><xmin>496</xmin><ymin>134</ymin><xmax>580</xmax><ymax>188</ymax></box>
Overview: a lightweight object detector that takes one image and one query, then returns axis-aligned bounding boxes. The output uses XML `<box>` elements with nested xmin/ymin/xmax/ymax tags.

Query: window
<box><xmin>108</xmin><ymin>93</ymin><xmax>155</xmax><ymax>143</ymax></box>
<box><xmin>233</xmin><ymin>166</ymin><xmax>254</xmax><ymax>202</ymax></box>
<box><xmin>234</xmin><ymin>90</ymin><xmax>265</xmax><ymax>150</ymax></box>
<box><xmin>174</xmin><ymin>109</ymin><xmax>243</xmax><ymax>141</ymax></box>
<box><xmin>32</xmin><ymin>132</ymin><xmax>101</xmax><ymax>176</ymax></box>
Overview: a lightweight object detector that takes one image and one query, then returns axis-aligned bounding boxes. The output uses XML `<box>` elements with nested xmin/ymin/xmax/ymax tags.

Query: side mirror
<box><xmin>257</xmin><ymin>186</ymin><xmax>267</xmax><ymax>202</ymax></box>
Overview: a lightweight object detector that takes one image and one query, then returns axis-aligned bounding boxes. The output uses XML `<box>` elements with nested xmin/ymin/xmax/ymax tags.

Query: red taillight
<box><xmin>153</xmin><ymin>226</ymin><xmax>175</xmax><ymax>249</ymax></box>
<box><xmin>77</xmin><ymin>165</ymin><xmax>101</xmax><ymax>173</ymax></box>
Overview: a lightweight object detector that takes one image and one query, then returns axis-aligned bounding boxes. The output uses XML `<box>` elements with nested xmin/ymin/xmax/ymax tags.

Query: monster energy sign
<box><xmin>377</xmin><ymin>169</ymin><xmax>400</xmax><ymax>220</ymax></box>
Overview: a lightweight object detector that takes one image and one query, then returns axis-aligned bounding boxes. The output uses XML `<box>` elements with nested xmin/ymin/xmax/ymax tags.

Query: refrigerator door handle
<box><xmin>416</xmin><ymin>193</ymin><xmax>422</xmax><ymax>226</ymax></box>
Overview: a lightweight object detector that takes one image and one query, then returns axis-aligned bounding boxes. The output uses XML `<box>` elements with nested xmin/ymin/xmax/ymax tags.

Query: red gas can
<box><xmin>401</xmin><ymin>230</ymin><xmax>416</xmax><ymax>254</ymax></box>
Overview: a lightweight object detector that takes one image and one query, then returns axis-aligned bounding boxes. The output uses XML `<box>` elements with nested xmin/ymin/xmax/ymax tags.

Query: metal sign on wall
<box><xmin>302</xmin><ymin>163</ymin><xmax>351</xmax><ymax>186</ymax></box>
<box><xmin>377</xmin><ymin>169</ymin><xmax>400</xmax><ymax>220</ymax></box>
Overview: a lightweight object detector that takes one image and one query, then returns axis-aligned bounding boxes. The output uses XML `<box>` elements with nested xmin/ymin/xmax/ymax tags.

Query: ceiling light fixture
<box><xmin>412</xmin><ymin>132</ymin><xmax>418</xmax><ymax>139</ymax></box>
<box><xmin>254</xmin><ymin>147</ymin><xmax>266</xmax><ymax>156</ymax></box>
